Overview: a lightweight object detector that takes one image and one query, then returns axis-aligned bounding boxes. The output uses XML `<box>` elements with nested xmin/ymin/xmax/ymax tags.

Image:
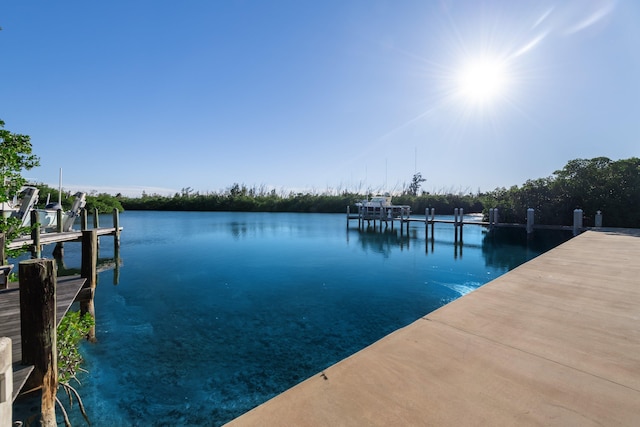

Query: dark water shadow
<box><xmin>481</xmin><ymin>228</ymin><xmax>573</xmax><ymax>271</ymax></box>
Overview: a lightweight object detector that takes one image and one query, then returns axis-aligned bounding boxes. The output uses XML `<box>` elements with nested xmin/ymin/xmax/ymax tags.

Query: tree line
<box><xmin>117</xmin><ymin>157</ymin><xmax>640</xmax><ymax>228</ymax></box>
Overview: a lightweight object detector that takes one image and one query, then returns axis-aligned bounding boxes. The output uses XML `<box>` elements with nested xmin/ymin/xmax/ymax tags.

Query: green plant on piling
<box><xmin>56</xmin><ymin>310</ymin><xmax>94</xmax><ymax>426</ymax></box>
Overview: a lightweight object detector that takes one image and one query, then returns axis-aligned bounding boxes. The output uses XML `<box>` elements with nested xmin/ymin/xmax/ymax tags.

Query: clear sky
<box><xmin>1</xmin><ymin>0</ymin><xmax>638</xmax><ymax>197</ymax></box>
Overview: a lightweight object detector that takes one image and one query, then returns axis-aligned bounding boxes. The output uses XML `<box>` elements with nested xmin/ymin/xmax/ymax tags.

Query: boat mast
<box><xmin>58</xmin><ymin>168</ymin><xmax>62</xmax><ymax>207</ymax></box>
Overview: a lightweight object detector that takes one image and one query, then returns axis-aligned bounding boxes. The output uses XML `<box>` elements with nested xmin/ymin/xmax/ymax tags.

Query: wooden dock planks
<box><xmin>226</xmin><ymin>229</ymin><xmax>640</xmax><ymax>426</ymax></box>
<box><xmin>8</xmin><ymin>227</ymin><xmax>122</xmax><ymax>250</ymax></box>
<box><xmin>0</xmin><ymin>275</ymin><xmax>86</xmax><ymax>401</ymax></box>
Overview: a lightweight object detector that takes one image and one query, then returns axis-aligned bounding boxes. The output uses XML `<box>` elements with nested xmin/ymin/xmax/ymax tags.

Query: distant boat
<box><xmin>355</xmin><ymin>193</ymin><xmax>410</xmax><ymax>219</ymax></box>
<box><xmin>355</xmin><ymin>193</ymin><xmax>394</xmax><ymax>208</ymax></box>
<box><xmin>1</xmin><ymin>186</ymin><xmax>86</xmax><ymax>233</ymax></box>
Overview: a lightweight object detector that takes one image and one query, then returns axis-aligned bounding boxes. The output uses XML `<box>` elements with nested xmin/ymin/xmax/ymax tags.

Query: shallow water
<box><xmin>13</xmin><ymin>211</ymin><xmax>570</xmax><ymax>426</ymax></box>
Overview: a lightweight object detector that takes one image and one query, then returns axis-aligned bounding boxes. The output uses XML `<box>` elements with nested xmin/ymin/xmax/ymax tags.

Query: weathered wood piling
<box><xmin>19</xmin><ymin>259</ymin><xmax>58</xmax><ymax>427</ymax></box>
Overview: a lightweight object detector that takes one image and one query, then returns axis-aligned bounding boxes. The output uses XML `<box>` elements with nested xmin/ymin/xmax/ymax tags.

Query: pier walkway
<box><xmin>0</xmin><ymin>275</ymin><xmax>85</xmax><ymax>401</ymax></box>
<box><xmin>227</xmin><ymin>229</ymin><xmax>640</xmax><ymax>426</ymax></box>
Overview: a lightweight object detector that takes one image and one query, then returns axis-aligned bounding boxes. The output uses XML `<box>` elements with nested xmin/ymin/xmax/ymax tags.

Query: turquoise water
<box><xmin>13</xmin><ymin>211</ymin><xmax>570</xmax><ymax>426</ymax></box>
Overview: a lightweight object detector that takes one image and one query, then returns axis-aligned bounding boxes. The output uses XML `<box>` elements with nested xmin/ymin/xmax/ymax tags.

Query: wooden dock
<box><xmin>348</xmin><ymin>206</ymin><xmax>589</xmax><ymax>238</ymax></box>
<box><xmin>226</xmin><ymin>228</ymin><xmax>640</xmax><ymax>426</ymax></box>
<box><xmin>0</xmin><ymin>211</ymin><xmax>122</xmax><ymax>423</ymax></box>
<box><xmin>8</xmin><ymin>227</ymin><xmax>120</xmax><ymax>249</ymax></box>
<box><xmin>0</xmin><ymin>275</ymin><xmax>86</xmax><ymax>401</ymax></box>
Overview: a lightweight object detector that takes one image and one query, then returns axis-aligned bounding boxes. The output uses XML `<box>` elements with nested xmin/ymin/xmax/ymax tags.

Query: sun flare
<box><xmin>455</xmin><ymin>57</ymin><xmax>510</xmax><ymax>106</ymax></box>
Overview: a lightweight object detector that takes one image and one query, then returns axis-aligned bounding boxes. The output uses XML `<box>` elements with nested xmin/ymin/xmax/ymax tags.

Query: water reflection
<box><xmin>349</xmin><ymin>220</ymin><xmax>572</xmax><ymax>270</ymax></box>
<box><xmin>348</xmin><ymin>227</ymin><xmax>410</xmax><ymax>257</ymax></box>
<box><xmin>481</xmin><ymin>228</ymin><xmax>573</xmax><ymax>270</ymax></box>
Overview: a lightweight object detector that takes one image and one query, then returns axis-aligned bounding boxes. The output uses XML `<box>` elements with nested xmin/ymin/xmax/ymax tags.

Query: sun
<box><xmin>455</xmin><ymin>56</ymin><xmax>510</xmax><ymax>106</ymax></box>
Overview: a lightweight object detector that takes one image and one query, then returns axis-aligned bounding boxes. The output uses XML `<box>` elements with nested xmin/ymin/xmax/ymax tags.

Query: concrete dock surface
<box><xmin>226</xmin><ymin>229</ymin><xmax>640</xmax><ymax>426</ymax></box>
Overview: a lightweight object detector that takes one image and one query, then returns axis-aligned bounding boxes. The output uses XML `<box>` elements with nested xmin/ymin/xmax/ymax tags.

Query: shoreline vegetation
<box><xmin>30</xmin><ymin>157</ymin><xmax>640</xmax><ymax>229</ymax></box>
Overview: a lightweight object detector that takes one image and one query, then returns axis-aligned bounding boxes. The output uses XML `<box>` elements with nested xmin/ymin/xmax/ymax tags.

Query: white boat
<box><xmin>355</xmin><ymin>193</ymin><xmax>410</xmax><ymax>219</ymax></box>
<box><xmin>355</xmin><ymin>193</ymin><xmax>394</xmax><ymax>208</ymax></box>
<box><xmin>1</xmin><ymin>186</ymin><xmax>86</xmax><ymax>233</ymax></box>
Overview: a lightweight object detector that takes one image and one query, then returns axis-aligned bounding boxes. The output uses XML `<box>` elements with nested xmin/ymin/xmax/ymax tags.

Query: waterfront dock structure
<box><xmin>0</xmin><ymin>209</ymin><xmax>121</xmax><ymax>424</ymax></box>
<box><xmin>348</xmin><ymin>206</ymin><xmax>600</xmax><ymax>241</ymax></box>
<box><xmin>227</xmin><ymin>228</ymin><xmax>640</xmax><ymax>426</ymax></box>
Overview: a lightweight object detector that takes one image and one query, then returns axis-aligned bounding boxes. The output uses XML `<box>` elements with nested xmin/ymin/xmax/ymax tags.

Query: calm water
<box><xmin>14</xmin><ymin>211</ymin><xmax>570</xmax><ymax>426</ymax></box>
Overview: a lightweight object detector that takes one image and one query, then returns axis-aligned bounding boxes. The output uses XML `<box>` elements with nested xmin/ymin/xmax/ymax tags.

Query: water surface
<box><xmin>14</xmin><ymin>211</ymin><xmax>570</xmax><ymax>426</ymax></box>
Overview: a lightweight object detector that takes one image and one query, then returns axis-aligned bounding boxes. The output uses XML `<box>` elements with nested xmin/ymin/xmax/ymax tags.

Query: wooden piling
<box><xmin>0</xmin><ymin>233</ymin><xmax>5</xmax><ymax>265</ymax></box>
<box><xmin>454</xmin><ymin>208</ymin><xmax>459</xmax><ymax>244</ymax></box>
<box><xmin>54</xmin><ymin>209</ymin><xmax>65</xmax><ymax>258</ymax></box>
<box><xmin>30</xmin><ymin>211</ymin><xmax>41</xmax><ymax>258</ymax></box>
<box><xmin>80</xmin><ymin>229</ymin><xmax>98</xmax><ymax>342</ymax></box>
<box><xmin>80</xmin><ymin>209</ymin><xmax>88</xmax><ymax>231</ymax></box>
<box><xmin>459</xmin><ymin>208</ymin><xmax>464</xmax><ymax>244</ymax></box>
<box><xmin>113</xmin><ymin>208</ymin><xmax>121</xmax><ymax>251</ymax></box>
<box><xmin>346</xmin><ymin>206</ymin><xmax>350</xmax><ymax>228</ymax></box>
<box><xmin>56</xmin><ymin>209</ymin><xmax>63</xmax><ymax>233</ymax></box>
<box><xmin>19</xmin><ymin>259</ymin><xmax>58</xmax><ymax>427</ymax></box>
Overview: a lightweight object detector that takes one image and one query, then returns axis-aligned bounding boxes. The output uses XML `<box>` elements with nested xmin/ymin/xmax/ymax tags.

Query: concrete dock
<box><xmin>226</xmin><ymin>229</ymin><xmax>640</xmax><ymax>426</ymax></box>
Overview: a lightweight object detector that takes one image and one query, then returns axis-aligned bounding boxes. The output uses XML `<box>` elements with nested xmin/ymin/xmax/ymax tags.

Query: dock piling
<box><xmin>573</xmin><ymin>209</ymin><xmax>583</xmax><ymax>235</ymax></box>
<box><xmin>595</xmin><ymin>210</ymin><xmax>603</xmax><ymax>228</ymax></box>
<box><xmin>80</xmin><ymin>229</ymin><xmax>98</xmax><ymax>342</ymax></box>
<box><xmin>0</xmin><ymin>337</ymin><xmax>11</xmax><ymax>426</ymax></box>
<box><xmin>30</xmin><ymin>211</ymin><xmax>41</xmax><ymax>259</ymax></box>
<box><xmin>19</xmin><ymin>259</ymin><xmax>58</xmax><ymax>427</ymax></box>
<box><xmin>527</xmin><ymin>208</ymin><xmax>535</xmax><ymax>234</ymax></box>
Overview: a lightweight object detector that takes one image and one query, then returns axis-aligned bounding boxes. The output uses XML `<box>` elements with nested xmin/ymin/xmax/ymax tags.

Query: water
<box><xmin>13</xmin><ymin>211</ymin><xmax>570</xmax><ymax>426</ymax></box>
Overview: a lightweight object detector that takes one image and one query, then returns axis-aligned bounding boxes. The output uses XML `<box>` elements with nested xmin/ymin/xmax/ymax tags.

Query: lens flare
<box><xmin>455</xmin><ymin>57</ymin><xmax>510</xmax><ymax>105</ymax></box>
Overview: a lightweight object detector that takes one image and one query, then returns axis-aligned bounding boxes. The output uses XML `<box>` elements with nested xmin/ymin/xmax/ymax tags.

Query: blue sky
<box><xmin>1</xmin><ymin>0</ymin><xmax>638</xmax><ymax>197</ymax></box>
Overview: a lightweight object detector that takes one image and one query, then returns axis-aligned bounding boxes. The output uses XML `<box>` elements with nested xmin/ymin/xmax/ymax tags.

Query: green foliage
<box><xmin>31</xmin><ymin>184</ymin><xmax>124</xmax><ymax>214</ymax></box>
<box><xmin>120</xmin><ymin>184</ymin><xmax>486</xmax><ymax>215</ymax></box>
<box><xmin>484</xmin><ymin>157</ymin><xmax>640</xmax><ymax>227</ymax></box>
<box><xmin>57</xmin><ymin>311</ymin><xmax>94</xmax><ymax>384</ymax></box>
<box><xmin>0</xmin><ymin>119</ymin><xmax>40</xmax><ymax>203</ymax></box>
<box><xmin>0</xmin><ymin>120</ymin><xmax>40</xmax><ymax>258</ymax></box>
<box><xmin>405</xmin><ymin>172</ymin><xmax>426</xmax><ymax>196</ymax></box>
<box><xmin>120</xmin><ymin>157</ymin><xmax>640</xmax><ymax>228</ymax></box>
<box><xmin>57</xmin><ymin>310</ymin><xmax>94</xmax><ymax>426</ymax></box>
<box><xmin>85</xmin><ymin>193</ymin><xmax>124</xmax><ymax>213</ymax></box>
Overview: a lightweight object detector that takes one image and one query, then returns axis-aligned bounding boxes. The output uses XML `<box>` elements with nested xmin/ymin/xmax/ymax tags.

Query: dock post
<box><xmin>19</xmin><ymin>259</ymin><xmax>58</xmax><ymax>427</ymax></box>
<box><xmin>527</xmin><ymin>208</ymin><xmax>535</xmax><ymax>234</ymax></box>
<box><xmin>406</xmin><ymin>208</ymin><xmax>410</xmax><ymax>234</ymax></box>
<box><xmin>81</xmin><ymin>229</ymin><xmax>98</xmax><ymax>342</ymax></box>
<box><xmin>346</xmin><ymin>206</ymin><xmax>350</xmax><ymax>228</ymax></box>
<box><xmin>113</xmin><ymin>208</ymin><xmax>121</xmax><ymax>285</ymax></box>
<box><xmin>494</xmin><ymin>208</ymin><xmax>499</xmax><ymax>226</ymax></box>
<box><xmin>0</xmin><ymin>337</ymin><xmax>11</xmax><ymax>426</ymax></box>
<box><xmin>489</xmin><ymin>208</ymin><xmax>494</xmax><ymax>229</ymax></box>
<box><xmin>430</xmin><ymin>208</ymin><xmax>435</xmax><ymax>236</ymax></box>
<box><xmin>30</xmin><ymin>210</ymin><xmax>41</xmax><ymax>258</ymax></box>
<box><xmin>425</xmin><ymin>208</ymin><xmax>429</xmax><ymax>239</ymax></box>
<box><xmin>595</xmin><ymin>210</ymin><xmax>603</xmax><ymax>228</ymax></box>
<box><xmin>80</xmin><ymin>209</ymin><xmax>88</xmax><ymax>231</ymax></box>
<box><xmin>454</xmin><ymin>208</ymin><xmax>459</xmax><ymax>243</ymax></box>
<box><xmin>573</xmin><ymin>209</ymin><xmax>583</xmax><ymax>236</ymax></box>
<box><xmin>93</xmin><ymin>208</ymin><xmax>100</xmax><ymax>229</ymax></box>
<box><xmin>459</xmin><ymin>208</ymin><xmax>464</xmax><ymax>244</ymax></box>
<box><xmin>390</xmin><ymin>208</ymin><xmax>394</xmax><ymax>230</ymax></box>
<box><xmin>0</xmin><ymin>233</ymin><xmax>5</xmax><ymax>265</ymax></box>
<box><xmin>56</xmin><ymin>209</ymin><xmax>63</xmax><ymax>233</ymax></box>
<box><xmin>53</xmin><ymin>209</ymin><xmax>65</xmax><ymax>258</ymax></box>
